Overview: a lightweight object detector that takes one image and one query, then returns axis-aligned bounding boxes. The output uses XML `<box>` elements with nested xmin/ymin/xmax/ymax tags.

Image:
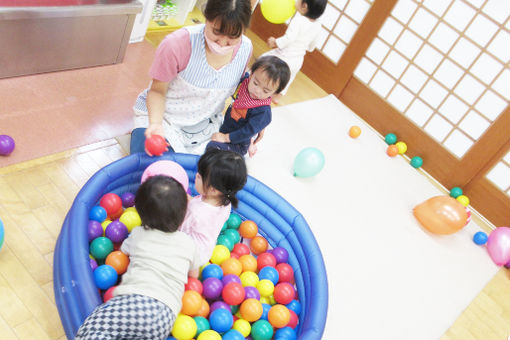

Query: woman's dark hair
<box><xmin>198</xmin><ymin>148</ymin><xmax>247</xmax><ymax>208</ymax></box>
<box><xmin>302</xmin><ymin>0</ymin><xmax>327</xmax><ymax>20</ymax></box>
<box><xmin>251</xmin><ymin>56</ymin><xmax>291</xmax><ymax>94</ymax></box>
<box><xmin>135</xmin><ymin>176</ymin><xmax>188</xmax><ymax>233</ymax></box>
<box><xmin>204</xmin><ymin>0</ymin><xmax>252</xmax><ymax>38</ymax></box>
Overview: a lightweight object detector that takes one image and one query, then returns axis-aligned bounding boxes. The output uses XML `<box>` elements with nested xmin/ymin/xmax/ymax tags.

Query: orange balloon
<box><xmin>239</xmin><ymin>220</ymin><xmax>258</xmax><ymax>238</ymax></box>
<box><xmin>240</xmin><ymin>298</ymin><xmax>263</xmax><ymax>322</ymax></box>
<box><xmin>386</xmin><ymin>145</ymin><xmax>399</xmax><ymax>157</ymax></box>
<box><xmin>268</xmin><ymin>304</ymin><xmax>291</xmax><ymax>328</ymax></box>
<box><xmin>196</xmin><ymin>298</ymin><xmax>210</xmax><ymax>318</ymax></box>
<box><xmin>413</xmin><ymin>196</ymin><xmax>468</xmax><ymax>235</ymax></box>
<box><xmin>349</xmin><ymin>126</ymin><xmax>361</xmax><ymax>138</ymax></box>
<box><xmin>250</xmin><ymin>236</ymin><xmax>268</xmax><ymax>255</ymax></box>
<box><xmin>221</xmin><ymin>257</ymin><xmax>243</xmax><ymax>276</ymax></box>
<box><xmin>181</xmin><ymin>290</ymin><xmax>202</xmax><ymax>316</ymax></box>
<box><xmin>105</xmin><ymin>251</ymin><xmax>129</xmax><ymax>275</ymax></box>
<box><xmin>239</xmin><ymin>254</ymin><xmax>258</xmax><ymax>273</ymax></box>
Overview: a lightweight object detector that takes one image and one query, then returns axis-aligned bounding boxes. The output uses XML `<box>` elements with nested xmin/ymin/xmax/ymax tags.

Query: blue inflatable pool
<box><xmin>53</xmin><ymin>153</ymin><xmax>328</xmax><ymax>339</ymax></box>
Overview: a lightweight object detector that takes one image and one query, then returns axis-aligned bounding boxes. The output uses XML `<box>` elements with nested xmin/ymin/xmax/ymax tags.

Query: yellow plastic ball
<box><xmin>210</xmin><ymin>245</ymin><xmax>230</xmax><ymax>265</ymax></box>
<box><xmin>395</xmin><ymin>141</ymin><xmax>407</xmax><ymax>154</ymax></box>
<box><xmin>233</xmin><ymin>319</ymin><xmax>251</xmax><ymax>337</ymax></box>
<box><xmin>124</xmin><ymin>206</ymin><xmax>137</xmax><ymax>213</ymax></box>
<box><xmin>171</xmin><ymin>314</ymin><xmax>197</xmax><ymax>340</ymax></box>
<box><xmin>260</xmin><ymin>0</ymin><xmax>296</xmax><ymax>24</ymax></box>
<box><xmin>268</xmin><ymin>294</ymin><xmax>276</xmax><ymax>305</ymax></box>
<box><xmin>119</xmin><ymin>210</ymin><xmax>141</xmax><ymax>232</ymax></box>
<box><xmin>456</xmin><ymin>195</ymin><xmax>470</xmax><ymax>207</ymax></box>
<box><xmin>240</xmin><ymin>271</ymin><xmax>259</xmax><ymax>287</ymax></box>
<box><xmin>259</xmin><ymin>296</ymin><xmax>271</xmax><ymax>305</ymax></box>
<box><xmin>256</xmin><ymin>279</ymin><xmax>275</xmax><ymax>297</ymax></box>
<box><xmin>101</xmin><ymin>220</ymin><xmax>112</xmax><ymax>235</ymax></box>
<box><xmin>197</xmin><ymin>329</ymin><xmax>221</xmax><ymax>340</ymax></box>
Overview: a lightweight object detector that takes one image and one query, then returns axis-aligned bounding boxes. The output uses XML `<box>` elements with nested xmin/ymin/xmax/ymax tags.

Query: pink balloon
<box><xmin>141</xmin><ymin>160</ymin><xmax>189</xmax><ymax>192</ymax></box>
<box><xmin>486</xmin><ymin>227</ymin><xmax>510</xmax><ymax>266</ymax></box>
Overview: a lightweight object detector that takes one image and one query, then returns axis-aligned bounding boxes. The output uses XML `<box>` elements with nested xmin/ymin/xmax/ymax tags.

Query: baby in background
<box><xmin>207</xmin><ymin>55</ymin><xmax>290</xmax><ymax>157</ymax></box>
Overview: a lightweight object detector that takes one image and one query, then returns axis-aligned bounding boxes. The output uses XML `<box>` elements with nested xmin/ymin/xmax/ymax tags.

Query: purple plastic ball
<box><xmin>244</xmin><ymin>286</ymin><xmax>261</xmax><ymax>300</ymax></box>
<box><xmin>120</xmin><ymin>192</ymin><xmax>135</xmax><ymax>208</ymax></box>
<box><xmin>210</xmin><ymin>300</ymin><xmax>230</xmax><ymax>313</ymax></box>
<box><xmin>0</xmin><ymin>135</ymin><xmax>15</xmax><ymax>155</ymax></box>
<box><xmin>105</xmin><ymin>220</ymin><xmax>128</xmax><ymax>243</ymax></box>
<box><xmin>271</xmin><ymin>247</ymin><xmax>289</xmax><ymax>263</ymax></box>
<box><xmin>203</xmin><ymin>277</ymin><xmax>223</xmax><ymax>300</ymax></box>
<box><xmin>88</xmin><ymin>220</ymin><xmax>104</xmax><ymax>242</ymax></box>
<box><xmin>89</xmin><ymin>258</ymin><xmax>98</xmax><ymax>271</ymax></box>
<box><xmin>222</xmin><ymin>274</ymin><xmax>241</xmax><ymax>286</ymax></box>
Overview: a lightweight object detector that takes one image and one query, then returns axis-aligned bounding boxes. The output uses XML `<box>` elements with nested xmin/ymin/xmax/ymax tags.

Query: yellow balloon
<box><xmin>210</xmin><ymin>245</ymin><xmax>230</xmax><ymax>265</ymax></box>
<box><xmin>233</xmin><ymin>319</ymin><xmax>251</xmax><ymax>337</ymax></box>
<box><xmin>240</xmin><ymin>271</ymin><xmax>259</xmax><ymax>287</ymax></box>
<box><xmin>256</xmin><ymin>279</ymin><xmax>275</xmax><ymax>297</ymax></box>
<box><xmin>172</xmin><ymin>314</ymin><xmax>197</xmax><ymax>340</ymax></box>
<box><xmin>197</xmin><ymin>330</ymin><xmax>221</xmax><ymax>340</ymax></box>
<box><xmin>119</xmin><ymin>210</ymin><xmax>141</xmax><ymax>232</ymax></box>
<box><xmin>260</xmin><ymin>0</ymin><xmax>296</xmax><ymax>24</ymax></box>
<box><xmin>456</xmin><ymin>195</ymin><xmax>470</xmax><ymax>207</ymax></box>
<box><xmin>395</xmin><ymin>141</ymin><xmax>407</xmax><ymax>154</ymax></box>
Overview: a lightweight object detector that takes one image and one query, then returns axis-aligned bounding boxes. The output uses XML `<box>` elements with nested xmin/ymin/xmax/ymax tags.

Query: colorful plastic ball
<box><xmin>233</xmin><ymin>319</ymin><xmax>251</xmax><ymax>337</ymax></box>
<box><xmin>287</xmin><ymin>309</ymin><xmax>298</xmax><ymax>328</ymax></box>
<box><xmin>196</xmin><ymin>298</ymin><xmax>210</xmax><ymax>318</ymax></box>
<box><xmin>181</xmin><ymin>290</ymin><xmax>203</xmax><ymax>316</ymax></box>
<box><xmin>227</xmin><ymin>213</ymin><xmax>242</xmax><ymax>229</ymax></box>
<box><xmin>222</xmin><ymin>282</ymin><xmax>246</xmax><ymax>306</ymax></box>
<box><xmin>0</xmin><ymin>135</ymin><xmax>15</xmax><ymax>155</ymax></box>
<box><xmin>105</xmin><ymin>221</ymin><xmax>128</xmax><ymax>243</ymax></box>
<box><xmin>395</xmin><ymin>141</ymin><xmax>407</xmax><ymax>154</ymax></box>
<box><xmin>456</xmin><ymin>194</ymin><xmax>470</xmax><ymax>207</ymax></box>
<box><xmin>473</xmin><ymin>231</ymin><xmax>488</xmax><ymax>245</ymax></box>
<box><xmin>348</xmin><ymin>125</ymin><xmax>361</xmax><ymax>138</ymax></box>
<box><xmin>231</xmin><ymin>304</ymin><xmax>239</xmax><ymax>315</ymax></box>
<box><xmin>223</xmin><ymin>229</ymin><xmax>241</xmax><ymax>244</ymax></box>
<box><xmin>257</xmin><ymin>279</ymin><xmax>275</xmax><ymax>297</ymax></box>
<box><xmin>193</xmin><ymin>316</ymin><xmax>210</xmax><ymax>336</ymax></box>
<box><xmin>251</xmin><ymin>319</ymin><xmax>274</xmax><ymax>340</ymax></box>
<box><xmin>210</xmin><ymin>245</ymin><xmax>230</xmax><ymax>265</ymax></box>
<box><xmin>88</xmin><ymin>220</ymin><xmax>104</xmax><ymax>242</ymax></box>
<box><xmin>197</xmin><ymin>329</ymin><xmax>221</xmax><ymax>340</ymax></box>
<box><xmin>210</xmin><ymin>301</ymin><xmax>230</xmax><ymax>314</ymax></box>
<box><xmin>99</xmin><ymin>193</ymin><xmax>122</xmax><ymax>218</ymax></box>
<box><xmin>275</xmin><ymin>326</ymin><xmax>297</xmax><ymax>340</ymax></box>
<box><xmin>243</xmin><ymin>286</ymin><xmax>259</xmax><ymax>300</ymax></box>
<box><xmin>286</xmin><ymin>300</ymin><xmax>301</xmax><ymax>315</ymax></box>
<box><xmin>202</xmin><ymin>277</ymin><xmax>223</xmax><ymax>300</ymax></box>
<box><xmin>145</xmin><ymin>134</ymin><xmax>167</xmax><ymax>156</ymax></box>
<box><xmin>221</xmin><ymin>258</ymin><xmax>243</xmax><ymax>277</ymax></box>
<box><xmin>410</xmin><ymin>156</ymin><xmax>423</xmax><ymax>168</ymax></box>
<box><xmin>101</xmin><ymin>220</ymin><xmax>112</xmax><ymax>233</ymax></box>
<box><xmin>103</xmin><ymin>285</ymin><xmax>116</xmax><ymax>302</ymax></box>
<box><xmin>273</xmin><ymin>283</ymin><xmax>295</xmax><ymax>305</ymax></box>
<box><xmin>385</xmin><ymin>133</ymin><xmax>397</xmax><ymax>145</ymax></box>
<box><xmin>386</xmin><ymin>145</ymin><xmax>399</xmax><ymax>157</ymax></box>
<box><xmin>222</xmin><ymin>273</ymin><xmax>242</xmax><ymax>286</ymax></box>
<box><xmin>223</xmin><ymin>329</ymin><xmax>245</xmax><ymax>340</ymax></box>
<box><xmin>185</xmin><ymin>276</ymin><xmax>203</xmax><ymax>294</ymax></box>
<box><xmin>172</xmin><ymin>314</ymin><xmax>197</xmax><ymax>340</ymax></box>
<box><xmin>240</xmin><ymin>271</ymin><xmax>259</xmax><ymax>287</ymax></box>
<box><xmin>240</xmin><ymin>298</ymin><xmax>263</xmax><ymax>322</ymax></box>
<box><xmin>119</xmin><ymin>210</ymin><xmax>141</xmax><ymax>232</ymax></box>
<box><xmin>89</xmin><ymin>206</ymin><xmax>107</xmax><ymax>223</ymax></box>
<box><xmin>271</xmin><ymin>247</ymin><xmax>289</xmax><ymax>264</ymax></box>
<box><xmin>89</xmin><ymin>258</ymin><xmax>98</xmax><ymax>271</ymax></box>
<box><xmin>450</xmin><ymin>187</ymin><xmax>463</xmax><ymax>198</ymax></box>
<box><xmin>93</xmin><ymin>264</ymin><xmax>118</xmax><ymax>290</ymax></box>
<box><xmin>276</xmin><ymin>263</ymin><xmax>294</xmax><ymax>283</ymax></box>
<box><xmin>259</xmin><ymin>296</ymin><xmax>271</xmax><ymax>305</ymax></box>
<box><xmin>257</xmin><ymin>252</ymin><xmax>277</xmax><ymax>271</ymax></box>
<box><xmin>216</xmin><ymin>234</ymin><xmax>235</xmax><ymax>251</ymax></box>
<box><xmin>268</xmin><ymin>304</ymin><xmax>290</xmax><ymax>328</ymax></box>
<box><xmin>105</xmin><ymin>250</ymin><xmax>129</xmax><ymax>275</ymax></box>
<box><xmin>239</xmin><ymin>220</ymin><xmax>258</xmax><ymax>239</ymax></box>
<box><xmin>239</xmin><ymin>254</ymin><xmax>258</xmax><ymax>273</ymax></box>
<box><xmin>250</xmin><ymin>236</ymin><xmax>268</xmax><ymax>255</ymax></box>
<box><xmin>258</xmin><ymin>266</ymin><xmax>279</xmax><ymax>285</ymax></box>
<box><xmin>209</xmin><ymin>308</ymin><xmax>233</xmax><ymax>333</ymax></box>
<box><xmin>90</xmin><ymin>236</ymin><xmax>114</xmax><ymax>260</ymax></box>
<box><xmin>232</xmin><ymin>243</ymin><xmax>250</xmax><ymax>257</ymax></box>
<box><xmin>120</xmin><ymin>192</ymin><xmax>135</xmax><ymax>207</ymax></box>
<box><xmin>260</xmin><ymin>303</ymin><xmax>271</xmax><ymax>321</ymax></box>
<box><xmin>201</xmin><ymin>264</ymin><xmax>223</xmax><ymax>280</ymax></box>
<box><xmin>260</xmin><ymin>0</ymin><xmax>295</xmax><ymax>24</ymax></box>
<box><xmin>0</xmin><ymin>218</ymin><xmax>3</xmax><ymax>251</ymax></box>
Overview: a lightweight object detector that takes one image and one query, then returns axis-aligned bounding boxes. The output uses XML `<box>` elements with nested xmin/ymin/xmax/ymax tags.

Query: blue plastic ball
<box><xmin>209</xmin><ymin>308</ymin><xmax>233</xmax><ymax>333</ymax></box>
<box><xmin>258</xmin><ymin>266</ymin><xmax>279</xmax><ymax>285</ymax></box>
<box><xmin>89</xmin><ymin>205</ymin><xmax>107</xmax><ymax>222</ymax></box>
<box><xmin>286</xmin><ymin>299</ymin><xmax>302</xmax><ymax>315</ymax></box>
<box><xmin>201</xmin><ymin>263</ymin><xmax>223</xmax><ymax>280</ymax></box>
<box><xmin>260</xmin><ymin>303</ymin><xmax>271</xmax><ymax>321</ymax></box>
<box><xmin>450</xmin><ymin>187</ymin><xmax>463</xmax><ymax>198</ymax></box>
<box><xmin>473</xmin><ymin>231</ymin><xmax>488</xmax><ymax>245</ymax></box>
<box><xmin>93</xmin><ymin>264</ymin><xmax>118</xmax><ymax>290</ymax></box>
<box><xmin>223</xmin><ymin>329</ymin><xmax>245</xmax><ymax>340</ymax></box>
<box><xmin>275</xmin><ymin>327</ymin><xmax>297</xmax><ymax>340</ymax></box>
<box><xmin>385</xmin><ymin>133</ymin><xmax>397</xmax><ymax>145</ymax></box>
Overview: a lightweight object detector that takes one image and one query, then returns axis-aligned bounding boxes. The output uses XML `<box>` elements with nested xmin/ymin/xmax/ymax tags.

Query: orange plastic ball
<box><xmin>239</xmin><ymin>220</ymin><xmax>258</xmax><ymax>238</ymax></box>
<box><xmin>105</xmin><ymin>250</ymin><xmax>129</xmax><ymax>275</ymax></box>
<box><xmin>349</xmin><ymin>125</ymin><xmax>361</xmax><ymax>138</ymax></box>
<box><xmin>181</xmin><ymin>290</ymin><xmax>202</xmax><ymax>316</ymax></box>
<box><xmin>240</xmin><ymin>298</ymin><xmax>263</xmax><ymax>322</ymax></box>
<box><xmin>221</xmin><ymin>257</ymin><xmax>243</xmax><ymax>276</ymax></box>
<box><xmin>250</xmin><ymin>236</ymin><xmax>268</xmax><ymax>255</ymax></box>
<box><xmin>196</xmin><ymin>298</ymin><xmax>210</xmax><ymax>318</ymax></box>
<box><xmin>239</xmin><ymin>254</ymin><xmax>258</xmax><ymax>273</ymax></box>
<box><xmin>386</xmin><ymin>144</ymin><xmax>399</xmax><ymax>157</ymax></box>
<box><xmin>268</xmin><ymin>304</ymin><xmax>291</xmax><ymax>328</ymax></box>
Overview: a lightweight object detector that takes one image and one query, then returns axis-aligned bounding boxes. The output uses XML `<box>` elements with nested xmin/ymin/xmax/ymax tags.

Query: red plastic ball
<box><xmin>257</xmin><ymin>252</ymin><xmax>277</xmax><ymax>271</ymax></box>
<box><xmin>185</xmin><ymin>276</ymin><xmax>203</xmax><ymax>295</ymax></box>
<box><xmin>273</xmin><ymin>282</ymin><xmax>295</xmax><ymax>305</ymax></box>
<box><xmin>276</xmin><ymin>263</ymin><xmax>294</xmax><ymax>283</ymax></box>
<box><xmin>99</xmin><ymin>193</ymin><xmax>122</xmax><ymax>218</ymax></box>
<box><xmin>222</xmin><ymin>282</ymin><xmax>246</xmax><ymax>306</ymax></box>
<box><xmin>232</xmin><ymin>243</ymin><xmax>250</xmax><ymax>257</ymax></box>
<box><xmin>145</xmin><ymin>134</ymin><xmax>167</xmax><ymax>156</ymax></box>
<box><xmin>103</xmin><ymin>286</ymin><xmax>116</xmax><ymax>302</ymax></box>
<box><xmin>287</xmin><ymin>309</ymin><xmax>298</xmax><ymax>328</ymax></box>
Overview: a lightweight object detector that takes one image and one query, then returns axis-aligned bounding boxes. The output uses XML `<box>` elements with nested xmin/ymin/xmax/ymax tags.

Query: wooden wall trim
<box><xmin>466</xmin><ymin>178</ymin><xmax>510</xmax><ymax>227</ymax></box>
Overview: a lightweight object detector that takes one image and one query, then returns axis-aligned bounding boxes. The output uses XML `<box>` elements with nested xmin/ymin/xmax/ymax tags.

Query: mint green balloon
<box><xmin>293</xmin><ymin>147</ymin><xmax>325</xmax><ymax>178</ymax></box>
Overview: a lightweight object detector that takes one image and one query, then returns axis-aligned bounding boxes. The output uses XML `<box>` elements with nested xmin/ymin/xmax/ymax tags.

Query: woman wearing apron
<box><xmin>131</xmin><ymin>0</ymin><xmax>253</xmax><ymax>155</ymax></box>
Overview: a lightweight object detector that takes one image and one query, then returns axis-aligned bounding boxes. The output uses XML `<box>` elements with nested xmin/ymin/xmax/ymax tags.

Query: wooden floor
<box><xmin>0</xmin><ymin>26</ymin><xmax>509</xmax><ymax>340</ymax></box>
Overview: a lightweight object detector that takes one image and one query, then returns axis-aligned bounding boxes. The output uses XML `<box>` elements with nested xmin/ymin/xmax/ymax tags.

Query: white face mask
<box><xmin>204</xmin><ymin>34</ymin><xmax>236</xmax><ymax>55</ymax></box>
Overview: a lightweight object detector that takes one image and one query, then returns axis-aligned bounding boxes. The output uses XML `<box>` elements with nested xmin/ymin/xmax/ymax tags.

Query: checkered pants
<box><xmin>75</xmin><ymin>294</ymin><xmax>176</xmax><ymax>340</ymax></box>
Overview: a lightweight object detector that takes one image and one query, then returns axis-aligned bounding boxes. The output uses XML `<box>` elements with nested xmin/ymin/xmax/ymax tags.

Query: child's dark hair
<box><xmin>302</xmin><ymin>0</ymin><xmax>327</xmax><ymax>20</ymax></box>
<box><xmin>135</xmin><ymin>175</ymin><xmax>188</xmax><ymax>233</ymax></box>
<box><xmin>198</xmin><ymin>148</ymin><xmax>247</xmax><ymax>208</ymax></box>
<box><xmin>251</xmin><ymin>56</ymin><xmax>291</xmax><ymax>94</ymax></box>
<box><xmin>204</xmin><ymin>0</ymin><xmax>252</xmax><ymax>38</ymax></box>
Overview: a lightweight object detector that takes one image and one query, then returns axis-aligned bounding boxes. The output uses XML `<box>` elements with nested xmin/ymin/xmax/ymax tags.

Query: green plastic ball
<box><xmin>450</xmin><ymin>186</ymin><xmax>463</xmax><ymax>198</ymax></box>
<box><xmin>223</xmin><ymin>229</ymin><xmax>241</xmax><ymax>244</ymax></box>
<box><xmin>89</xmin><ymin>236</ymin><xmax>114</xmax><ymax>260</ymax></box>
<box><xmin>410</xmin><ymin>156</ymin><xmax>423</xmax><ymax>168</ymax></box>
<box><xmin>384</xmin><ymin>133</ymin><xmax>397</xmax><ymax>145</ymax></box>
<box><xmin>227</xmin><ymin>213</ymin><xmax>242</xmax><ymax>229</ymax></box>
<box><xmin>217</xmin><ymin>234</ymin><xmax>235</xmax><ymax>251</ymax></box>
<box><xmin>193</xmin><ymin>316</ymin><xmax>210</xmax><ymax>336</ymax></box>
<box><xmin>221</xmin><ymin>221</ymin><xmax>228</xmax><ymax>232</ymax></box>
<box><xmin>251</xmin><ymin>319</ymin><xmax>274</xmax><ymax>340</ymax></box>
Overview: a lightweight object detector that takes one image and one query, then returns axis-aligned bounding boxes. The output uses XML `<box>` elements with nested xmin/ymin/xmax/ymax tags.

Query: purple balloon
<box><xmin>271</xmin><ymin>247</ymin><xmax>289</xmax><ymax>264</ymax></box>
<box><xmin>88</xmin><ymin>220</ymin><xmax>104</xmax><ymax>242</ymax></box>
<box><xmin>105</xmin><ymin>221</ymin><xmax>129</xmax><ymax>243</ymax></box>
<box><xmin>121</xmin><ymin>192</ymin><xmax>135</xmax><ymax>208</ymax></box>
<box><xmin>210</xmin><ymin>300</ymin><xmax>230</xmax><ymax>313</ymax></box>
<box><xmin>0</xmin><ymin>135</ymin><xmax>15</xmax><ymax>155</ymax></box>
<box><xmin>222</xmin><ymin>274</ymin><xmax>241</xmax><ymax>286</ymax></box>
<box><xmin>89</xmin><ymin>258</ymin><xmax>98</xmax><ymax>271</ymax></box>
<box><xmin>487</xmin><ymin>226</ymin><xmax>510</xmax><ymax>266</ymax></box>
<box><xmin>244</xmin><ymin>286</ymin><xmax>260</xmax><ymax>300</ymax></box>
<box><xmin>203</xmin><ymin>277</ymin><xmax>223</xmax><ymax>300</ymax></box>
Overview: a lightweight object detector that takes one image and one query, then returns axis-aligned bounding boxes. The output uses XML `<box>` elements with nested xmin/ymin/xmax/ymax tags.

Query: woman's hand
<box><xmin>211</xmin><ymin>132</ymin><xmax>230</xmax><ymax>143</ymax></box>
<box><xmin>267</xmin><ymin>37</ymin><xmax>277</xmax><ymax>49</ymax></box>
